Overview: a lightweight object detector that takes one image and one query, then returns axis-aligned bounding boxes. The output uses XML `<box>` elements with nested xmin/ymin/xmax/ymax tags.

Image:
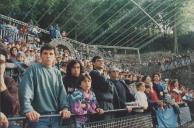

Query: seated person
<box><xmin>69</xmin><ymin>73</ymin><xmax>104</xmax><ymax>127</ymax></box>
<box><xmin>135</xmin><ymin>82</ymin><xmax>148</xmax><ymax>110</ymax></box>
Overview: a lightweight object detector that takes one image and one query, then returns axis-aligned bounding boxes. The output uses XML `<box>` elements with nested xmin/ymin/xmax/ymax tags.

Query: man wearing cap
<box><xmin>0</xmin><ymin>44</ymin><xmax>20</xmax><ymax>127</ymax></box>
<box><xmin>109</xmin><ymin>67</ymin><xmax>135</xmax><ymax>110</ymax></box>
<box><xmin>90</xmin><ymin>56</ymin><xmax>117</xmax><ymax>110</ymax></box>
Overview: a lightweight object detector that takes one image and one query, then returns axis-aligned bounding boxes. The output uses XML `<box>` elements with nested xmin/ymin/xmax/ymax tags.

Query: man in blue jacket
<box><xmin>90</xmin><ymin>56</ymin><xmax>116</xmax><ymax>110</ymax></box>
<box><xmin>109</xmin><ymin>67</ymin><xmax>135</xmax><ymax>110</ymax></box>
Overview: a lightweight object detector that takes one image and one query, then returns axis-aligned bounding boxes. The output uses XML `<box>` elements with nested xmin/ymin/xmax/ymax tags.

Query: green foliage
<box><xmin>0</xmin><ymin>0</ymin><xmax>194</xmax><ymax>51</ymax></box>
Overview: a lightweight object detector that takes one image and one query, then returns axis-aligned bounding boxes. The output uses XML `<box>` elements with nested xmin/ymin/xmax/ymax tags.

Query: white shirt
<box><xmin>135</xmin><ymin>91</ymin><xmax>148</xmax><ymax>109</ymax></box>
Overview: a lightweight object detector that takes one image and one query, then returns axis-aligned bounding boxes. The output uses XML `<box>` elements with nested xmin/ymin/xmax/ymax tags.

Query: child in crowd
<box><xmin>135</xmin><ymin>82</ymin><xmax>148</xmax><ymax>110</ymax></box>
<box><xmin>69</xmin><ymin>73</ymin><xmax>104</xmax><ymax>128</ymax></box>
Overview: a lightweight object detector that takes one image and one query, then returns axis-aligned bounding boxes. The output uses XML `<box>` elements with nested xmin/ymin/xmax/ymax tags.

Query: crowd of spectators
<box><xmin>0</xmin><ymin>36</ymin><xmax>194</xmax><ymax>128</ymax></box>
<box><xmin>117</xmin><ymin>51</ymin><xmax>191</xmax><ymax>66</ymax></box>
<box><xmin>0</xmin><ymin>20</ymin><xmax>194</xmax><ymax>128</ymax></box>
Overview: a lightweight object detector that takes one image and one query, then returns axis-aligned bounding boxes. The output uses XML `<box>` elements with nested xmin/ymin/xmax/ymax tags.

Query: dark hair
<box><xmin>142</xmin><ymin>75</ymin><xmax>150</xmax><ymax>82</ymax></box>
<box><xmin>171</xmin><ymin>79</ymin><xmax>178</xmax><ymax>84</ymax></box>
<box><xmin>40</xmin><ymin>44</ymin><xmax>56</xmax><ymax>55</ymax></box>
<box><xmin>78</xmin><ymin>73</ymin><xmax>91</xmax><ymax>86</ymax></box>
<box><xmin>152</xmin><ymin>73</ymin><xmax>161</xmax><ymax>80</ymax></box>
<box><xmin>0</xmin><ymin>43</ymin><xmax>8</xmax><ymax>59</ymax></box>
<box><xmin>10</xmin><ymin>46</ymin><xmax>18</xmax><ymax>55</ymax></box>
<box><xmin>145</xmin><ymin>84</ymin><xmax>151</xmax><ymax>89</ymax></box>
<box><xmin>91</xmin><ymin>56</ymin><xmax>103</xmax><ymax>63</ymax></box>
<box><xmin>66</xmin><ymin>60</ymin><xmax>84</xmax><ymax>76</ymax></box>
<box><xmin>136</xmin><ymin>82</ymin><xmax>145</xmax><ymax>89</ymax></box>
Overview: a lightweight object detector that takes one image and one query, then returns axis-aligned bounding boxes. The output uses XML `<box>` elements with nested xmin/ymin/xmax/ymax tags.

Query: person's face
<box><xmin>153</xmin><ymin>74</ymin><xmax>160</xmax><ymax>81</ymax></box>
<box><xmin>7</xmin><ymin>44</ymin><xmax>11</xmax><ymax>48</ymax></box>
<box><xmin>30</xmin><ymin>50</ymin><xmax>35</xmax><ymax>56</ymax></box>
<box><xmin>40</xmin><ymin>50</ymin><xmax>55</xmax><ymax>68</ymax></box>
<box><xmin>145</xmin><ymin>76</ymin><xmax>151</xmax><ymax>83</ymax></box>
<box><xmin>127</xmin><ymin>75</ymin><xmax>133</xmax><ymax>81</ymax></box>
<box><xmin>145</xmin><ymin>88</ymin><xmax>151</xmax><ymax>93</ymax></box>
<box><xmin>63</xmin><ymin>53</ymin><xmax>69</xmax><ymax>62</ymax></box>
<box><xmin>174</xmin><ymin>81</ymin><xmax>179</xmax><ymax>88</ymax></box>
<box><xmin>16</xmin><ymin>55</ymin><xmax>24</xmax><ymax>62</ymax></box>
<box><xmin>110</xmin><ymin>70</ymin><xmax>119</xmax><ymax>80</ymax></box>
<box><xmin>138</xmin><ymin>84</ymin><xmax>146</xmax><ymax>92</ymax></box>
<box><xmin>71</xmin><ymin>63</ymin><xmax>81</xmax><ymax>77</ymax></box>
<box><xmin>80</xmin><ymin>77</ymin><xmax>91</xmax><ymax>92</ymax></box>
<box><xmin>132</xmin><ymin>75</ymin><xmax>138</xmax><ymax>81</ymax></box>
<box><xmin>87</xmin><ymin>62</ymin><xmax>93</xmax><ymax>69</ymax></box>
<box><xmin>35</xmin><ymin>54</ymin><xmax>41</xmax><ymax>63</ymax></box>
<box><xmin>11</xmin><ymin>48</ymin><xmax>17</xmax><ymax>56</ymax></box>
<box><xmin>21</xmin><ymin>47</ymin><xmax>27</xmax><ymax>52</ymax></box>
<box><xmin>57</xmin><ymin>57</ymin><xmax>62</xmax><ymax>62</ymax></box>
<box><xmin>16</xmin><ymin>44</ymin><xmax>20</xmax><ymax>49</ymax></box>
<box><xmin>93</xmin><ymin>59</ymin><xmax>104</xmax><ymax>70</ymax></box>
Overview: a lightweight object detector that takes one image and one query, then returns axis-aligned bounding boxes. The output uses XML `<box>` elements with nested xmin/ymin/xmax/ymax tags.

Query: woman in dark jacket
<box><xmin>63</xmin><ymin>60</ymin><xmax>84</xmax><ymax>94</ymax></box>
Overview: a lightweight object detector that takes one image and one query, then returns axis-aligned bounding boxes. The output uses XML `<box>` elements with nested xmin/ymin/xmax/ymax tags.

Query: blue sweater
<box><xmin>19</xmin><ymin>63</ymin><xmax>69</xmax><ymax>114</ymax></box>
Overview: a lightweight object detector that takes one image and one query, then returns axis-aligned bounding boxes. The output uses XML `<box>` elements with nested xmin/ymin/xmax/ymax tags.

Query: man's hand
<box><xmin>0</xmin><ymin>61</ymin><xmax>7</xmax><ymax>92</ymax></box>
<box><xmin>126</xmin><ymin>106</ymin><xmax>132</xmax><ymax>112</ymax></box>
<box><xmin>95</xmin><ymin>108</ymin><xmax>104</xmax><ymax>114</ymax></box>
<box><xmin>25</xmin><ymin>111</ymin><xmax>40</xmax><ymax>122</ymax></box>
<box><xmin>0</xmin><ymin>112</ymin><xmax>9</xmax><ymax>128</ymax></box>
<box><xmin>0</xmin><ymin>54</ymin><xmax>6</xmax><ymax>76</ymax></box>
<box><xmin>59</xmin><ymin>109</ymin><xmax>71</xmax><ymax>119</ymax></box>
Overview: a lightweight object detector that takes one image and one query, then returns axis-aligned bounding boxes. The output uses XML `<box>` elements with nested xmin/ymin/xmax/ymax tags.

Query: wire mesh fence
<box><xmin>7</xmin><ymin>106</ymin><xmax>194</xmax><ymax>128</ymax></box>
<box><xmin>8</xmin><ymin>110</ymin><xmax>153</xmax><ymax>128</ymax></box>
<box><xmin>82</xmin><ymin>113</ymin><xmax>153</xmax><ymax>128</ymax></box>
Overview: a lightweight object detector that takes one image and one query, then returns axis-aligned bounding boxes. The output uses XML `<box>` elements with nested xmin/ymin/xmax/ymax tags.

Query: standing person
<box><xmin>152</xmin><ymin>73</ymin><xmax>165</xmax><ymax>100</ymax></box>
<box><xmin>0</xmin><ymin>44</ymin><xmax>20</xmax><ymax>128</ymax></box>
<box><xmin>90</xmin><ymin>56</ymin><xmax>115</xmax><ymax>110</ymax></box>
<box><xmin>109</xmin><ymin>67</ymin><xmax>135</xmax><ymax>110</ymax></box>
<box><xmin>168</xmin><ymin>80</ymin><xmax>183</xmax><ymax>104</ymax></box>
<box><xmin>63</xmin><ymin>60</ymin><xmax>84</xmax><ymax>95</ymax></box>
<box><xmin>135</xmin><ymin>82</ymin><xmax>148</xmax><ymax>110</ymax></box>
<box><xmin>142</xmin><ymin>75</ymin><xmax>159</xmax><ymax>103</ymax></box>
<box><xmin>69</xmin><ymin>73</ymin><xmax>104</xmax><ymax>128</ymax></box>
<box><xmin>9</xmin><ymin>47</ymin><xmax>18</xmax><ymax>61</ymax></box>
<box><xmin>19</xmin><ymin>44</ymin><xmax>71</xmax><ymax>128</ymax></box>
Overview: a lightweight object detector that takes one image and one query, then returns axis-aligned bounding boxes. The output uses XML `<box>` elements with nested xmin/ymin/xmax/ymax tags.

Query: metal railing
<box><xmin>0</xmin><ymin>29</ymin><xmax>28</xmax><ymax>42</ymax></box>
<box><xmin>8</xmin><ymin>109</ymin><xmax>153</xmax><ymax>128</ymax></box>
<box><xmin>7</xmin><ymin>105</ymin><xmax>193</xmax><ymax>128</ymax></box>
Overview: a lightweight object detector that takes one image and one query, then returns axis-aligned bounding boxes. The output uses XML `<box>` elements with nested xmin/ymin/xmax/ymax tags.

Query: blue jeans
<box><xmin>9</xmin><ymin>121</ymin><xmax>22</xmax><ymax>128</ymax></box>
<box><xmin>27</xmin><ymin>117</ymin><xmax>60</xmax><ymax>128</ymax></box>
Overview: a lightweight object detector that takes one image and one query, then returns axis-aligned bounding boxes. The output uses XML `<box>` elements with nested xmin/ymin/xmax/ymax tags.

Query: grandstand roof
<box><xmin>0</xmin><ymin>0</ymin><xmax>189</xmax><ymax>50</ymax></box>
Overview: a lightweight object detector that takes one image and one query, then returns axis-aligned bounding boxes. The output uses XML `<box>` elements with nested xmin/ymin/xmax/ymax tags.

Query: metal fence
<box><xmin>7</xmin><ymin>105</ymin><xmax>194</xmax><ymax>128</ymax></box>
<box><xmin>0</xmin><ymin>28</ymin><xmax>36</xmax><ymax>43</ymax></box>
<box><xmin>0</xmin><ymin>29</ymin><xmax>27</xmax><ymax>42</ymax></box>
<box><xmin>82</xmin><ymin>113</ymin><xmax>152</xmax><ymax>128</ymax></box>
<box><xmin>8</xmin><ymin>109</ymin><xmax>153</xmax><ymax>128</ymax></box>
